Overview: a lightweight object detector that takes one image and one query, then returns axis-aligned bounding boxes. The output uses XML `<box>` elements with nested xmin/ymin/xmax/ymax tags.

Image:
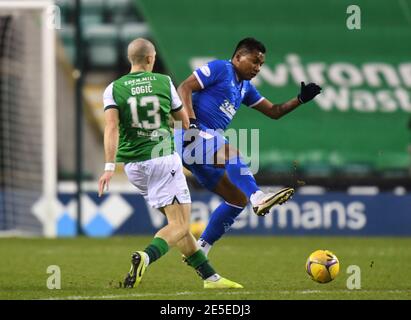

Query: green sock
<box><xmin>143</xmin><ymin>237</ymin><xmax>169</xmax><ymax>265</ymax></box>
<box><xmin>186</xmin><ymin>250</ymin><xmax>216</xmax><ymax>280</ymax></box>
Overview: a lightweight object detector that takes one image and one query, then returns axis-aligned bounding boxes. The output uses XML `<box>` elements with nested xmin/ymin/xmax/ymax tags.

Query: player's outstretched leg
<box><xmin>194</xmin><ymin>158</ymin><xmax>294</xmax><ymax>255</ymax></box>
<box><xmin>218</xmin><ymin>144</ymin><xmax>295</xmax><ymax>216</ymax></box>
<box><xmin>224</xmin><ymin>154</ymin><xmax>295</xmax><ymax>215</ymax></box>
<box><xmin>197</xmin><ymin>173</ymin><xmax>294</xmax><ymax>256</ymax></box>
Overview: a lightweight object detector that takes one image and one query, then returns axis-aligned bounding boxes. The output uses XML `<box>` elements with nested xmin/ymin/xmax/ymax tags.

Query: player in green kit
<box><xmin>98</xmin><ymin>38</ymin><xmax>242</xmax><ymax>289</ymax></box>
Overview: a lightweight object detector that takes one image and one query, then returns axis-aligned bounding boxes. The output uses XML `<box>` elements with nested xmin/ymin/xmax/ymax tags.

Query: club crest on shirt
<box><xmin>200</xmin><ymin>65</ymin><xmax>211</xmax><ymax>77</ymax></box>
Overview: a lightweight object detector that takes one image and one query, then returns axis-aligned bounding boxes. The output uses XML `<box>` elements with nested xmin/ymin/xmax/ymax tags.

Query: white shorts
<box><xmin>124</xmin><ymin>152</ymin><xmax>191</xmax><ymax>209</ymax></box>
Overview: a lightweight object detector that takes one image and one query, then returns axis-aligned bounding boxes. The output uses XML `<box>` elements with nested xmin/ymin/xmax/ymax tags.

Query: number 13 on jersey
<box><xmin>127</xmin><ymin>95</ymin><xmax>161</xmax><ymax>129</ymax></box>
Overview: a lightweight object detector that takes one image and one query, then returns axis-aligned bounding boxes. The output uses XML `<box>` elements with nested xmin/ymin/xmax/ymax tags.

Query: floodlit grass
<box><xmin>0</xmin><ymin>236</ymin><xmax>410</xmax><ymax>300</ymax></box>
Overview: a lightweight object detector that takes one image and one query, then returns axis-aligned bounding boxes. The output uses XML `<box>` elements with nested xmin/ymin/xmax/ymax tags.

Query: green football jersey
<box><xmin>103</xmin><ymin>71</ymin><xmax>182</xmax><ymax>163</ymax></box>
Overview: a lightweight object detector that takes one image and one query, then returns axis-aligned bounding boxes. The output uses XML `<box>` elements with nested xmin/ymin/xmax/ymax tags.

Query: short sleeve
<box><xmin>168</xmin><ymin>77</ymin><xmax>183</xmax><ymax>112</ymax></box>
<box><xmin>193</xmin><ymin>60</ymin><xmax>227</xmax><ymax>89</ymax></box>
<box><xmin>242</xmin><ymin>83</ymin><xmax>265</xmax><ymax>107</ymax></box>
<box><xmin>103</xmin><ymin>82</ymin><xmax>118</xmax><ymax>110</ymax></box>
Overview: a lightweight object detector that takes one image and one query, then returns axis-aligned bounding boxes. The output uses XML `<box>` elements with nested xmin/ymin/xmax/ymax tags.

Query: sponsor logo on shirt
<box><xmin>219</xmin><ymin>99</ymin><xmax>236</xmax><ymax>119</ymax></box>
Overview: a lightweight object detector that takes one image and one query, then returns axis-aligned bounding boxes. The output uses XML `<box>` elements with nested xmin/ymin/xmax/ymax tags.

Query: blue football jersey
<box><xmin>192</xmin><ymin>60</ymin><xmax>264</xmax><ymax>131</ymax></box>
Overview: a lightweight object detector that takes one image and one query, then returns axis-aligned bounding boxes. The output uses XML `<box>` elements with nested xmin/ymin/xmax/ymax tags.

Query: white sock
<box><xmin>142</xmin><ymin>252</ymin><xmax>150</xmax><ymax>267</ymax></box>
<box><xmin>205</xmin><ymin>273</ymin><xmax>221</xmax><ymax>282</ymax></box>
<box><xmin>250</xmin><ymin>190</ymin><xmax>264</xmax><ymax>206</ymax></box>
<box><xmin>197</xmin><ymin>238</ymin><xmax>212</xmax><ymax>257</ymax></box>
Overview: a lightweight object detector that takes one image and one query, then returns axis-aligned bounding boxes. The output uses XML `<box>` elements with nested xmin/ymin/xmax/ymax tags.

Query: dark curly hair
<box><xmin>232</xmin><ymin>37</ymin><xmax>266</xmax><ymax>58</ymax></box>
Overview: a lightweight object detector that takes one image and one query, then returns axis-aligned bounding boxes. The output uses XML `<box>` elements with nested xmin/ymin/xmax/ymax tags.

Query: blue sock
<box><xmin>225</xmin><ymin>156</ymin><xmax>259</xmax><ymax>198</ymax></box>
<box><xmin>201</xmin><ymin>202</ymin><xmax>244</xmax><ymax>245</ymax></box>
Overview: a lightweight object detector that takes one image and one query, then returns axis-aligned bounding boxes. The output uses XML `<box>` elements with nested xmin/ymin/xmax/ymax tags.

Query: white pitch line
<box><xmin>40</xmin><ymin>289</ymin><xmax>411</xmax><ymax>300</ymax></box>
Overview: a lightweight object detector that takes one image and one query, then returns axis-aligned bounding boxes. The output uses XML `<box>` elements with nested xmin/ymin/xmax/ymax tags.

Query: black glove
<box><xmin>183</xmin><ymin>118</ymin><xmax>200</xmax><ymax>148</ymax></box>
<box><xmin>297</xmin><ymin>81</ymin><xmax>322</xmax><ymax>104</ymax></box>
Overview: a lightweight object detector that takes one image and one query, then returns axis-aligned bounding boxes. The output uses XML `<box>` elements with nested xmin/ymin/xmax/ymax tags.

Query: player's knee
<box><xmin>181</xmin><ymin>222</ymin><xmax>190</xmax><ymax>236</ymax></box>
<box><xmin>169</xmin><ymin>221</ymin><xmax>190</xmax><ymax>239</ymax></box>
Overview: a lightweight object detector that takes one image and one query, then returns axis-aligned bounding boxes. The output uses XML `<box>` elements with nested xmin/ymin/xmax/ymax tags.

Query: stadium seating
<box><xmin>83</xmin><ymin>24</ymin><xmax>119</xmax><ymax>67</ymax></box>
<box><xmin>81</xmin><ymin>0</ymin><xmax>105</xmax><ymax>25</ymax></box>
<box><xmin>106</xmin><ymin>0</ymin><xmax>142</xmax><ymax>24</ymax></box>
<box><xmin>56</xmin><ymin>0</ymin><xmax>150</xmax><ymax>69</ymax></box>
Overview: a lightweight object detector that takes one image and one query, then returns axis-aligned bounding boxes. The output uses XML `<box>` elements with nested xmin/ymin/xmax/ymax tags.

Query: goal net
<box><xmin>0</xmin><ymin>1</ymin><xmax>56</xmax><ymax>237</ymax></box>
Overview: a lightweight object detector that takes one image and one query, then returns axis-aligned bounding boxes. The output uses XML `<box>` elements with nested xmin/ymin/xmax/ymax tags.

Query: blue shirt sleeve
<box><xmin>193</xmin><ymin>60</ymin><xmax>227</xmax><ymax>89</ymax></box>
<box><xmin>242</xmin><ymin>82</ymin><xmax>264</xmax><ymax>107</ymax></box>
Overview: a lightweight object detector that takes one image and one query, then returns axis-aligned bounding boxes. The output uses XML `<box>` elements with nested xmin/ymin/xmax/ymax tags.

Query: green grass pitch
<box><xmin>0</xmin><ymin>236</ymin><xmax>410</xmax><ymax>300</ymax></box>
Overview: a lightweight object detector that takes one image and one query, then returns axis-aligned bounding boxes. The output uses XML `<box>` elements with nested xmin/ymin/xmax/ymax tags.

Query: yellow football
<box><xmin>306</xmin><ymin>249</ymin><xmax>340</xmax><ymax>283</ymax></box>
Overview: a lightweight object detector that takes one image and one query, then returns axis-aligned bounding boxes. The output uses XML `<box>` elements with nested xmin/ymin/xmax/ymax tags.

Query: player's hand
<box><xmin>183</xmin><ymin>118</ymin><xmax>200</xmax><ymax>148</ymax></box>
<box><xmin>297</xmin><ymin>82</ymin><xmax>322</xmax><ymax>104</ymax></box>
<box><xmin>98</xmin><ymin>171</ymin><xmax>114</xmax><ymax>197</ymax></box>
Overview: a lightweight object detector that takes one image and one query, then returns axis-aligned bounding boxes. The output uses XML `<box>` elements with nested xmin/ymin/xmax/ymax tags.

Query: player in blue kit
<box><xmin>175</xmin><ymin>38</ymin><xmax>321</xmax><ymax>256</ymax></box>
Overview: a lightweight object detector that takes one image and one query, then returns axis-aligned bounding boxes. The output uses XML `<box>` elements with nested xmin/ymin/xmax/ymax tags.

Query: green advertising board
<box><xmin>137</xmin><ymin>0</ymin><xmax>411</xmax><ymax>174</ymax></box>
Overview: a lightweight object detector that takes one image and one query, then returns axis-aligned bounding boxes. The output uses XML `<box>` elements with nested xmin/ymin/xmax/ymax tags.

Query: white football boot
<box><xmin>251</xmin><ymin>187</ymin><xmax>295</xmax><ymax>216</ymax></box>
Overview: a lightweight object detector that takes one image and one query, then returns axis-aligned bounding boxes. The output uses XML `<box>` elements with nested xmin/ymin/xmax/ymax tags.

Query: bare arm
<box><xmin>98</xmin><ymin>108</ymin><xmax>119</xmax><ymax>196</ymax></box>
<box><xmin>253</xmin><ymin>97</ymin><xmax>301</xmax><ymax>120</ymax></box>
<box><xmin>253</xmin><ymin>82</ymin><xmax>322</xmax><ymax>119</ymax></box>
<box><xmin>103</xmin><ymin>109</ymin><xmax>119</xmax><ymax>162</ymax></box>
<box><xmin>177</xmin><ymin>74</ymin><xmax>202</xmax><ymax>120</ymax></box>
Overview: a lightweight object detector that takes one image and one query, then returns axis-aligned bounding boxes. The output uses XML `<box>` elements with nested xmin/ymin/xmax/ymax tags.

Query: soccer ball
<box><xmin>306</xmin><ymin>249</ymin><xmax>340</xmax><ymax>283</ymax></box>
<box><xmin>190</xmin><ymin>220</ymin><xmax>206</xmax><ymax>240</ymax></box>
